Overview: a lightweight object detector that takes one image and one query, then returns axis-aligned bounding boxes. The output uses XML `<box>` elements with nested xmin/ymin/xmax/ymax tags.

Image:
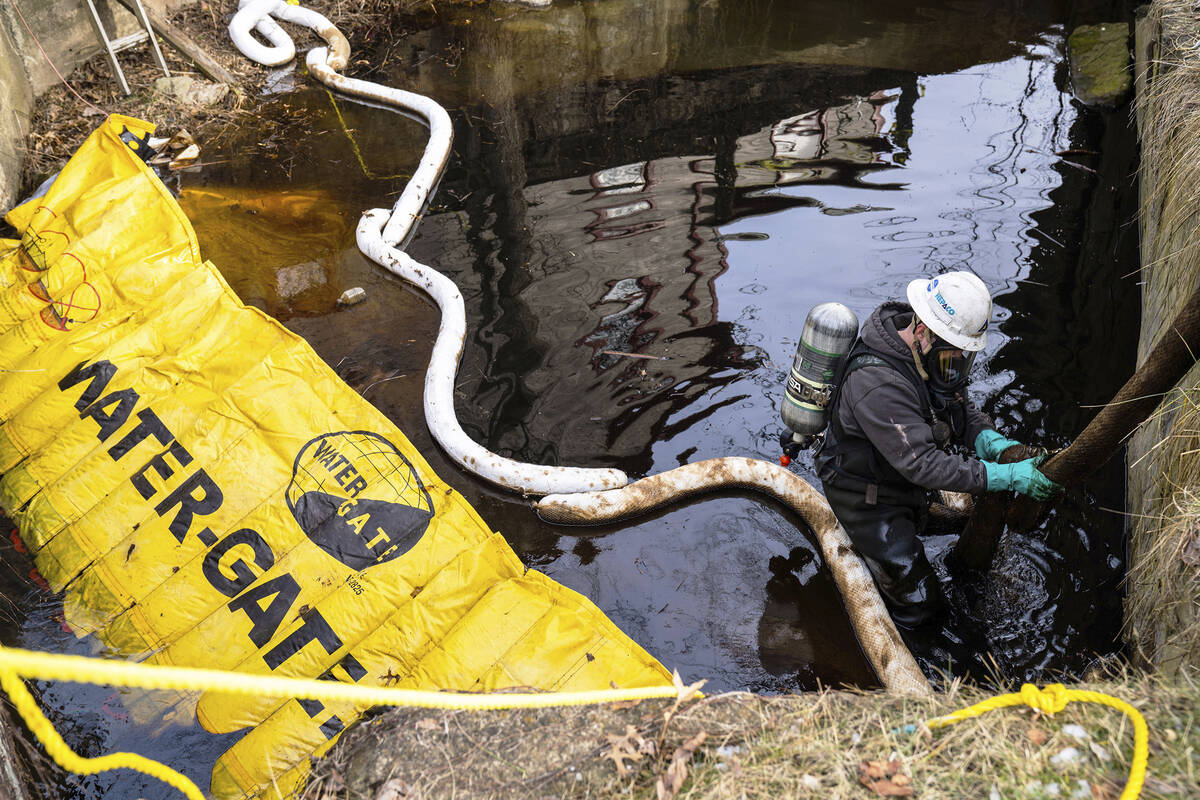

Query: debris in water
<box><xmin>169</xmin><ymin>143</ymin><xmax>201</xmax><ymax>170</ymax></box>
<box><xmin>601</xmin><ymin>350</ymin><xmax>668</xmax><ymax>360</ymax></box>
<box><xmin>149</xmin><ymin>129</ymin><xmax>201</xmax><ymax>170</ymax></box>
<box><xmin>276</xmin><ymin>261</ymin><xmax>326</xmax><ymax>298</ymax></box>
<box><xmin>714</xmin><ymin>231</ymin><xmax>770</xmax><ymax>242</ymax></box>
<box><xmin>339</xmin><ymin>287</ymin><xmax>367</xmax><ymax>306</ymax></box>
<box><xmin>168</xmin><ymin>129</ymin><xmax>196</xmax><ymax>150</ymax></box>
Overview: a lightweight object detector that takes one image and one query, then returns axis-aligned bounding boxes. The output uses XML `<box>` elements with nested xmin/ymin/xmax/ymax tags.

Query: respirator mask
<box><xmin>924</xmin><ymin>337</ymin><xmax>975</xmax><ymax>394</ymax></box>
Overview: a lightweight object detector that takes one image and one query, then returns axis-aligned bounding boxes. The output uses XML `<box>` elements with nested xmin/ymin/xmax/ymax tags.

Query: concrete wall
<box><xmin>0</xmin><ymin>0</ymin><xmax>188</xmax><ymax>212</ymax></box>
<box><xmin>1126</xmin><ymin>1</ymin><xmax>1200</xmax><ymax>674</ymax></box>
<box><xmin>0</xmin><ymin>6</ymin><xmax>33</xmax><ymax>215</ymax></box>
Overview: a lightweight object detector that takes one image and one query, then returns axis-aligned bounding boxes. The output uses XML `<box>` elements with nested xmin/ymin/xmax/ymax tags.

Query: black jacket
<box><xmin>822</xmin><ymin>302</ymin><xmax>991</xmax><ymax>494</ymax></box>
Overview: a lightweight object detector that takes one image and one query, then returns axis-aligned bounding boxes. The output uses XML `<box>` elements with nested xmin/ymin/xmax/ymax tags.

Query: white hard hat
<box><xmin>905</xmin><ymin>272</ymin><xmax>991</xmax><ymax>352</ymax></box>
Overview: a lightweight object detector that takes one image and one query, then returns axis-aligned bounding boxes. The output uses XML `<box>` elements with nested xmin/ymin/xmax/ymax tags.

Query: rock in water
<box><xmin>152</xmin><ymin>75</ymin><xmax>230</xmax><ymax>107</ymax></box>
<box><xmin>1067</xmin><ymin>23</ymin><xmax>1132</xmax><ymax>107</ymax></box>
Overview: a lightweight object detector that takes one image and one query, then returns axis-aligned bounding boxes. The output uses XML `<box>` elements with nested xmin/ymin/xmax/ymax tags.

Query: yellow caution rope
<box><xmin>926</xmin><ymin>683</ymin><xmax>1149</xmax><ymax>800</ymax></box>
<box><xmin>0</xmin><ymin>643</ymin><xmax>685</xmax><ymax>799</ymax></box>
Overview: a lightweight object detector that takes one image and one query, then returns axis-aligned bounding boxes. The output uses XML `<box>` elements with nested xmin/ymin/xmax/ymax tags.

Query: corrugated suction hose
<box><xmin>538</xmin><ymin>457</ymin><xmax>932</xmax><ymax>696</ymax></box>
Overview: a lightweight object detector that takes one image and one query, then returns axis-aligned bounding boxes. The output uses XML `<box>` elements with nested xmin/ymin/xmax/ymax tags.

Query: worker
<box><xmin>814</xmin><ymin>271</ymin><xmax>1061</xmax><ymax>637</ymax></box>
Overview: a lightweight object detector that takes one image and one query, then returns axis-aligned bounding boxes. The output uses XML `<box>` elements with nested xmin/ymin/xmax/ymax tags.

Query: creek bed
<box><xmin>1</xmin><ymin>0</ymin><xmax>1142</xmax><ymax>796</ymax></box>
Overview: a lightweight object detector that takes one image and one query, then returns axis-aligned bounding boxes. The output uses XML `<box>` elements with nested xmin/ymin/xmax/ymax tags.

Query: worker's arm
<box><xmin>965</xmin><ymin>402</ymin><xmax>1003</xmax><ymax>455</ymax></box>
<box><xmin>842</xmin><ymin>366</ymin><xmax>987</xmax><ymax>493</ymax></box>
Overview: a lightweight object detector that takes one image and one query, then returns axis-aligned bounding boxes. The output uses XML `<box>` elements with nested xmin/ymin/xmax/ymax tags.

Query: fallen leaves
<box><xmin>605</xmin><ymin>724</ymin><xmax>656</xmax><ymax>777</ymax></box>
<box><xmin>657</xmin><ymin>731</ymin><xmax>708</xmax><ymax>800</ymax></box>
<box><xmin>671</xmin><ymin>668</ymin><xmax>706</xmax><ymax>704</ymax></box>
<box><xmin>604</xmin><ymin>705</ymin><xmax>712</xmax><ymax>800</ymax></box>
<box><xmin>858</xmin><ymin>759</ymin><xmax>914</xmax><ymax>797</ymax></box>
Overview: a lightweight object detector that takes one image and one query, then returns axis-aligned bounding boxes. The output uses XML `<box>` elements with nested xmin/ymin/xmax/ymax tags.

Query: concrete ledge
<box><xmin>0</xmin><ymin>4</ymin><xmax>33</xmax><ymax>214</ymax></box>
<box><xmin>0</xmin><ymin>0</ymin><xmax>185</xmax><ymax>212</ymax></box>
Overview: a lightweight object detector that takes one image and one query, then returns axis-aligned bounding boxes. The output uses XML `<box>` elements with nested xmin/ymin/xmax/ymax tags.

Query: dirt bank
<box><xmin>305</xmin><ymin>672</ymin><xmax>1198</xmax><ymax>799</ymax></box>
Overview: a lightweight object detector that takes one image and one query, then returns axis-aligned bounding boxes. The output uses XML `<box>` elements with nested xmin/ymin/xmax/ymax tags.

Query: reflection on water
<box><xmin>9</xmin><ymin>0</ymin><xmax>1141</xmax><ymax>795</ymax></box>
<box><xmin>431</xmin><ymin>75</ymin><xmax>917</xmax><ymax>477</ymax></box>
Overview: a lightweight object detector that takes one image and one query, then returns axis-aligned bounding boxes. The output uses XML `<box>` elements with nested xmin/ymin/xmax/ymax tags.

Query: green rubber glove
<box><xmin>983</xmin><ymin>456</ymin><xmax>1062</xmax><ymax>500</ymax></box>
<box><xmin>975</xmin><ymin>429</ymin><xmax>1023</xmax><ymax>461</ymax></box>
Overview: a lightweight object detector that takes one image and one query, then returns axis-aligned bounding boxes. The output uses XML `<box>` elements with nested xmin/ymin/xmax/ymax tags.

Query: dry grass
<box><xmin>1134</xmin><ymin>0</ymin><xmax>1200</xmax><ymax>323</ymax></box>
<box><xmin>305</xmin><ymin>669</ymin><xmax>1200</xmax><ymax>799</ymax></box>
<box><xmin>20</xmin><ymin>0</ymin><xmax>255</xmax><ymax>191</ymax></box>
<box><xmin>1126</xmin><ymin>387</ymin><xmax>1200</xmax><ymax>673</ymax></box>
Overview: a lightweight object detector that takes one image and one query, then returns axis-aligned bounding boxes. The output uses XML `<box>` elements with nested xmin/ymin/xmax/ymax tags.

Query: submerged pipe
<box><xmin>226</xmin><ymin>3</ymin><xmax>929</xmax><ymax>694</ymax></box>
<box><xmin>538</xmin><ymin>458</ymin><xmax>932</xmax><ymax>696</ymax></box>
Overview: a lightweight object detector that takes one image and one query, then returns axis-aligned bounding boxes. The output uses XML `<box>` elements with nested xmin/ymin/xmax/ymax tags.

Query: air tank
<box><xmin>781</xmin><ymin>302</ymin><xmax>860</xmax><ymax>443</ymax></box>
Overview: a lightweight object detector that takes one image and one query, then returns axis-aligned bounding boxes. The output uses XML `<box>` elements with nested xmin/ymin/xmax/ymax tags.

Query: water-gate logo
<box><xmin>286</xmin><ymin>431</ymin><xmax>434</xmax><ymax>571</ymax></box>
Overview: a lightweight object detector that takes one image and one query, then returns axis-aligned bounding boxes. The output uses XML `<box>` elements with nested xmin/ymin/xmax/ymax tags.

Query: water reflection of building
<box><xmin>422</xmin><ymin>88</ymin><xmax>902</xmax><ymax>475</ymax></box>
<box><xmin>737</xmin><ymin>93</ymin><xmax>890</xmax><ymax>185</ymax></box>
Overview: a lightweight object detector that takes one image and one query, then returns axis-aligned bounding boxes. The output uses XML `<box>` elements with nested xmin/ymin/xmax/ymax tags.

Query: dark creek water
<box><xmin>5</xmin><ymin>0</ymin><xmax>1143</xmax><ymax>796</ymax></box>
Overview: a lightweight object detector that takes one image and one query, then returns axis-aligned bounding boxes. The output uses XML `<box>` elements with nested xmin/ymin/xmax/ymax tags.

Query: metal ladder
<box><xmin>83</xmin><ymin>0</ymin><xmax>170</xmax><ymax>95</ymax></box>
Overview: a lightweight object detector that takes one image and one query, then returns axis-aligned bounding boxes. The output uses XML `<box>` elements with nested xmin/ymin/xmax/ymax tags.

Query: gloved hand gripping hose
<box><xmin>974</xmin><ymin>428</ymin><xmax>1022</xmax><ymax>461</ymax></box>
<box><xmin>983</xmin><ymin>456</ymin><xmax>1062</xmax><ymax>500</ymax></box>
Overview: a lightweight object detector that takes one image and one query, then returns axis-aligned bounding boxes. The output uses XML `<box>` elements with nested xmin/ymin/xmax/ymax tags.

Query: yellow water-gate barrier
<box><xmin>0</xmin><ymin>114</ymin><xmax>672</xmax><ymax>799</ymax></box>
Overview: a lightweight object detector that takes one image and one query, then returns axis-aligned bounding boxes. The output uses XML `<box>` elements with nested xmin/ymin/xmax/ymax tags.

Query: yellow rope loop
<box><xmin>925</xmin><ymin>683</ymin><xmax>1149</xmax><ymax>800</ymax></box>
<box><xmin>0</xmin><ymin>668</ymin><xmax>205</xmax><ymax>800</ymax></box>
<box><xmin>1020</xmin><ymin>682</ymin><xmax>1071</xmax><ymax>715</ymax></box>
